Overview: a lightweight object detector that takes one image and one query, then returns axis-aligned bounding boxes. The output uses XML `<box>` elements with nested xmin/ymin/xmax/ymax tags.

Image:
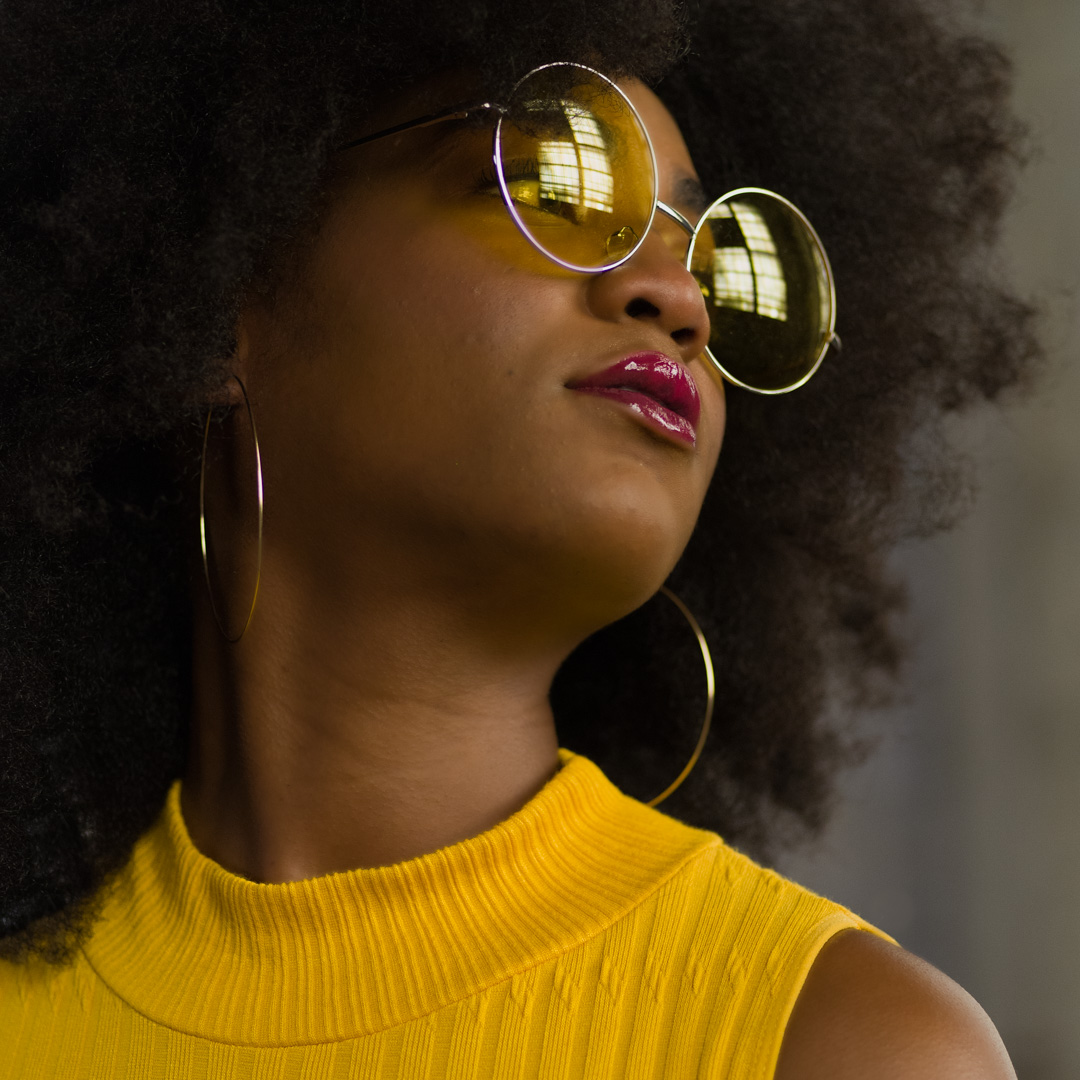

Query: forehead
<box><xmin>618</xmin><ymin>80</ymin><xmax>692</xmax><ymax>168</ymax></box>
<box><xmin>618</xmin><ymin>79</ymin><xmax>708</xmax><ymax>218</ymax></box>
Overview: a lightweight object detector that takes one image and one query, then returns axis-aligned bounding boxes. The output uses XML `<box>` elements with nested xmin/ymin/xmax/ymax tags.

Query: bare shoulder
<box><xmin>774</xmin><ymin>929</ymin><xmax>1016</xmax><ymax>1080</ymax></box>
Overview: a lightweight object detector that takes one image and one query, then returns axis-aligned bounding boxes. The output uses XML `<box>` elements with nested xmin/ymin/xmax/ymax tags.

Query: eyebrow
<box><xmin>671</xmin><ymin>174</ymin><xmax>710</xmax><ymax>219</ymax></box>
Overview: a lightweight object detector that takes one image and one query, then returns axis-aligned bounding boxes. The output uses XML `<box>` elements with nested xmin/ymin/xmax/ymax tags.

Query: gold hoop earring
<box><xmin>645</xmin><ymin>586</ymin><xmax>716</xmax><ymax>808</ymax></box>
<box><xmin>199</xmin><ymin>374</ymin><xmax>263</xmax><ymax>643</ymax></box>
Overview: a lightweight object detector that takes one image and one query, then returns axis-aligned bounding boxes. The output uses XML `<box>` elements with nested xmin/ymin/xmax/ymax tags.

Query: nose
<box><xmin>585</xmin><ymin>227</ymin><xmax>711</xmax><ymax>363</ymax></box>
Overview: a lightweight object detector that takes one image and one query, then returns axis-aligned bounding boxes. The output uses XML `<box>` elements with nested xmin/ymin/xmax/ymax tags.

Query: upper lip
<box><xmin>565</xmin><ymin>352</ymin><xmax>701</xmax><ymax>429</ymax></box>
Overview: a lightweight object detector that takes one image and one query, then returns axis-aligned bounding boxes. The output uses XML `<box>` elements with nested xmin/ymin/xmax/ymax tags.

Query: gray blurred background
<box><xmin>774</xmin><ymin>3</ymin><xmax>1080</xmax><ymax>1077</ymax></box>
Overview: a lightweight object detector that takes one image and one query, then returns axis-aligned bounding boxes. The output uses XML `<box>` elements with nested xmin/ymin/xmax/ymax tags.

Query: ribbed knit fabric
<box><xmin>0</xmin><ymin>749</ymin><xmax>893</xmax><ymax>1078</ymax></box>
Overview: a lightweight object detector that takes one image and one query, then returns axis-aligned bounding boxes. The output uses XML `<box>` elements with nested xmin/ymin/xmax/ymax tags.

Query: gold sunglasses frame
<box><xmin>337</xmin><ymin>61</ymin><xmax>839</xmax><ymax>395</ymax></box>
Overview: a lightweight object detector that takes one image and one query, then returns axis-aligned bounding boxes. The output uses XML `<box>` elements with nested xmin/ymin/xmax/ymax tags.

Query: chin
<box><xmin>427</xmin><ymin>460</ymin><xmax>698</xmax><ymax>634</ymax></box>
<box><xmin>505</xmin><ymin>504</ymin><xmax>688</xmax><ymax>635</ymax></box>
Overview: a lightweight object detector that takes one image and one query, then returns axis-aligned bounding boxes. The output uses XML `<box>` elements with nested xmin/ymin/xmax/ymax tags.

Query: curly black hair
<box><xmin>0</xmin><ymin>0</ymin><xmax>1037</xmax><ymax>961</ymax></box>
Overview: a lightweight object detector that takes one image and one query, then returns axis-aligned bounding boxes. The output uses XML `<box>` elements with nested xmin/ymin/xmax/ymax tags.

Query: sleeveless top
<box><xmin>0</xmin><ymin>748</ymin><xmax>893</xmax><ymax>1078</ymax></box>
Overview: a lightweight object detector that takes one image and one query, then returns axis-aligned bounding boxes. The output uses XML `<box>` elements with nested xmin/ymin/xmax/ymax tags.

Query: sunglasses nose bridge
<box><xmin>653</xmin><ymin>201</ymin><xmax>697</xmax><ymax>265</ymax></box>
<box><xmin>656</xmin><ymin>201</ymin><xmax>696</xmax><ymax>237</ymax></box>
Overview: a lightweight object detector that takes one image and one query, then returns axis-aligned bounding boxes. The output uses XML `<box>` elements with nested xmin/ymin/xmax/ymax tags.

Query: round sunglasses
<box><xmin>338</xmin><ymin>62</ymin><xmax>839</xmax><ymax>394</ymax></box>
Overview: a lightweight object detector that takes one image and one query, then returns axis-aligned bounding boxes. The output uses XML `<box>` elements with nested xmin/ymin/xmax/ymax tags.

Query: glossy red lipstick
<box><xmin>567</xmin><ymin>353</ymin><xmax>701</xmax><ymax>447</ymax></box>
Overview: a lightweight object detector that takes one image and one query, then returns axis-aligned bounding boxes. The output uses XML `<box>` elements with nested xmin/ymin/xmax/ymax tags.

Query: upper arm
<box><xmin>774</xmin><ymin>929</ymin><xmax>1016</xmax><ymax>1080</ymax></box>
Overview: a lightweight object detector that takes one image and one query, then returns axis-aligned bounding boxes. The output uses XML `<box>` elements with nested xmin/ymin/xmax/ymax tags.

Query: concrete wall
<box><xmin>775</xmin><ymin>4</ymin><xmax>1080</xmax><ymax>1077</ymax></box>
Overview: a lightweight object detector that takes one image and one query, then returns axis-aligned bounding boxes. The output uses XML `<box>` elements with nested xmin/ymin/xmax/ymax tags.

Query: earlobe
<box><xmin>206</xmin><ymin>375</ymin><xmax>245</xmax><ymax>409</ymax></box>
<box><xmin>205</xmin><ymin>323</ymin><xmax>252</xmax><ymax>408</ymax></box>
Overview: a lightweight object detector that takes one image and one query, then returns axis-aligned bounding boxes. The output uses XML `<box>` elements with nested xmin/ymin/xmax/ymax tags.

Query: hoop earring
<box><xmin>199</xmin><ymin>374</ymin><xmax>264</xmax><ymax>643</ymax></box>
<box><xmin>645</xmin><ymin>586</ymin><xmax>716</xmax><ymax>808</ymax></box>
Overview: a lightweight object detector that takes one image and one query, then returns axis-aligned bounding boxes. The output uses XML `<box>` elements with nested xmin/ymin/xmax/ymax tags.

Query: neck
<box><xmin>182</xmin><ymin>563</ymin><xmax>568</xmax><ymax>883</ymax></box>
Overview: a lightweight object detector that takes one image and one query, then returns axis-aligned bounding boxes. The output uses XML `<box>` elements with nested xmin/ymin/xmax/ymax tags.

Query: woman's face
<box><xmin>234</xmin><ymin>76</ymin><xmax>725</xmax><ymax>641</ymax></box>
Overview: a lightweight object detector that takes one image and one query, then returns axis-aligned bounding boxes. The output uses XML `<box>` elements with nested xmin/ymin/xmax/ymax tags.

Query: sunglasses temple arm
<box><xmin>336</xmin><ymin>99</ymin><xmax>500</xmax><ymax>153</ymax></box>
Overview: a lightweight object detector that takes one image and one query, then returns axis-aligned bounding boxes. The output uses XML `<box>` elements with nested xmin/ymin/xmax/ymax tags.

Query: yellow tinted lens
<box><xmin>497</xmin><ymin>65</ymin><xmax>655</xmax><ymax>270</ymax></box>
<box><xmin>690</xmin><ymin>191</ymin><xmax>833</xmax><ymax>392</ymax></box>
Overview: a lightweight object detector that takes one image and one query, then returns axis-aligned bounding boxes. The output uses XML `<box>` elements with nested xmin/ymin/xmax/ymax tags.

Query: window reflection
<box><xmin>710</xmin><ymin>202</ymin><xmax>788</xmax><ymax>322</ymax></box>
<box><xmin>537</xmin><ymin>103</ymin><xmax>614</xmax><ymax>214</ymax></box>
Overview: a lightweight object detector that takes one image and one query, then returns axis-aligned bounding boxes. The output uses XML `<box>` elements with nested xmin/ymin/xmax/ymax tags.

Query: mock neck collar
<box><xmin>84</xmin><ymin>748</ymin><xmax>718</xmax><ymax>1046</ymax></box>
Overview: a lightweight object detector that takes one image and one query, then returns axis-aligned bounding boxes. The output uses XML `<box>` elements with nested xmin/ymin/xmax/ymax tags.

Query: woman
<box><xmin>0</xmin><ymin>0</ymin><xmax>1035</xmax><ymax>1076</ymax></box>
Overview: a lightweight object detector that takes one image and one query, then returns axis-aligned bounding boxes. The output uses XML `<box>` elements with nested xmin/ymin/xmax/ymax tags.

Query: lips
<box><xmin>566</xmin><ymin>353</ymin><xmax>701</xmax><ymax>447</ymax></box>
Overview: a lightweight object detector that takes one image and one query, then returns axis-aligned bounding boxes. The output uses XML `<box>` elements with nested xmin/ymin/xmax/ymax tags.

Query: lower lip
<box><xmin>571</xmin><ymin>387</ymin><xmax>697</xmax><ymax>448</ymax></box>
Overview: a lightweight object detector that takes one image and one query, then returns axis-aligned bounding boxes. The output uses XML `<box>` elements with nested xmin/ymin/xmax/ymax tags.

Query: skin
<box><xmin>777</xmin><ymin>931</ymin><xmax>1017</xmax><ymax>1080</ymax></box>
<box><xmin>182</xmin><ymin>76</ymin><xmax>1015</xmax><ymax>1079</ymax></box>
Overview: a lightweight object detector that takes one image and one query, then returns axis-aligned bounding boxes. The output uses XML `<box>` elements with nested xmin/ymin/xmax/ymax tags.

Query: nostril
<box><xmin>625</xmin><ymin>297</ymin><xmax>660</xmax><ymax>319</ymax></box>
<box><xmin>625</xmin><ymin>296</ymin><xmax>700</xmax><ymax>349</ymax></box>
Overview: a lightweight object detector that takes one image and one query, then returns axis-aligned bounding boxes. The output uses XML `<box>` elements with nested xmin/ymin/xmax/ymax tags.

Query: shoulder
<box><xmin>775</xmin><ymin>929</ymin><xmax>1016</xmax><ymax>1080</ymax></box>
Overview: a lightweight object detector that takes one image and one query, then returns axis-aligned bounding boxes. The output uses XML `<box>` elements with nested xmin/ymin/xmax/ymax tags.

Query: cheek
<box><xmin>337</xmin><ymin>231</ymin><xmax>555</xmax><ymax>440</ymax></box>
<box><xmin>267</xmin><ymin>198</ymin><xmax>582</xmax><ymax>525</ymax></box>
<box><xmin>339</xmin><ymin>199</ymin><xmax>569</xmax><ymax>384</ymax></box>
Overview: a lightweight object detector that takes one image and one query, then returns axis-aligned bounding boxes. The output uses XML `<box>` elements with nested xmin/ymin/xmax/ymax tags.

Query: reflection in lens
<box><xmin>497</xmin><ymin>64</ymin><xmax>655</xmax><ymax>270</ymax></box>
<box><xmin>708</xmin><ymin>203</ymin><xmax>788</xmax><ymax>321</ymax></box>
<box><xmin>690</xmin><ymin>190</ymin><xmax>833</xmax><ymax>392</ymax></box>
<box><xmin>536</xmin><ymin>106</ymin><xmax>614</xmax><ymax>214</ymax></box>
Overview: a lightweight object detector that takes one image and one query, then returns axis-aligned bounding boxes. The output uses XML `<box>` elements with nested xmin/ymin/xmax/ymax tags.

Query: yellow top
<box><xmin>0</xmin><ymin>749</ymin><xmax>892</xmax><ymax>1078</ymax></box>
